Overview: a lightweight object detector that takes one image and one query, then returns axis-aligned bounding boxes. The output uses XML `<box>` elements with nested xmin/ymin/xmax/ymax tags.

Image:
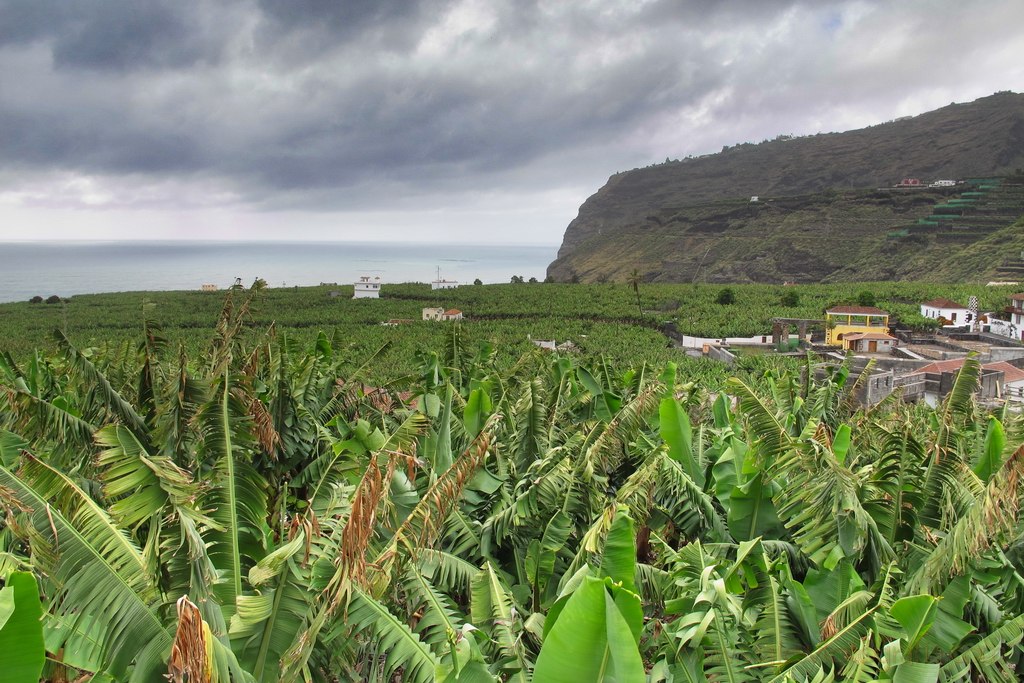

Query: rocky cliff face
<box><xmin>547</xmin><ymin>92</ymin><xmax>1024</xmax><ymax>284</ymax></box>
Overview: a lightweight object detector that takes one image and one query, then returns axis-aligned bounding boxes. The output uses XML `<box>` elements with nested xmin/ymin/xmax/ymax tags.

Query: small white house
<box><xmin>431</xmin><ymin>279</ymin><xmax>460</xmax><ymax>290</ymax></box>
<box><xmin>422</xmin><ymin>307</ymin><xmax>463</xmax><ymax>321</ymax></box>
<box><xmin>920</xmin><ymin>298</ymin><xmax>968</xmax><ymax>325</ymax></box>
<box><xmin>353</xmin><ymin>276</ymin><xmax>381</xmax><ymax>299</ymax></box>
<box><xmin>930</xmin><ymin>179</ymin><xmax>956</xmax><ymax>187</ymax></box>
<box><xmin>840</xmin><ymin>332</ymin><xmax>897</xmax><ymax>353</ymax></box>
<box><xmin>201</xmin><ymin>284</ymin><xmax>218</xmax><ymax>292</ymax></box>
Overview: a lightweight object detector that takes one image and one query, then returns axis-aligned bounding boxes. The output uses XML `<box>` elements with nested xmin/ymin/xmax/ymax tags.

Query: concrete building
<box><xmin>912</xmin><ymin>358</ymin><xmax>1024</xmax><ymax>406</ymax></box>
<box><xmin>201</xmin><ymin>284</ymin><xmax>218</xmax><ymax>292</ymax></box>
<box><xmin>442</xmin><ymin>309</ymin><xmax>463</xmax><ymax>321</ymax></box>
<box><xmin>989</xmin><ymin>361</ymin><xmax>1024</xmax><ymax>402</ymax></box>
<box><xmin>353</xmin><ymin>276</ymin><xmax>381</xmax><ymax>299</ymax></box>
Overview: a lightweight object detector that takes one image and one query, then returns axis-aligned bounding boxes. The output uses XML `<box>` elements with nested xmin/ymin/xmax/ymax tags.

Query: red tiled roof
<box><xmin>915</xmin><ymin>358</ymin><xmax>1024</xmax><ymax>384</ymax></box>
<box><xmin>444</xmin><ymin>309</ymin><xmax>462</xmax><ymax>315</ymax></box>
<box><xmin>985</xmin><ymin>361</ymin><xmax>1024</xmax><ymax>384</ymax></box>
<box><xmin>1010</xmin><ymin>293</ymin><xmax>1024</xmax><ymax>300</ymax></box>
<box><xmin>916</xmin><ymin>359</ymin><xmax>967</xmax><ymax>374</ymax></box>
<box><xmin>921</xmin><ymin>298</ymin><xmax>966</xmax><ymax>309</ymax></box>
<box><xmin>827</xmin><ymin>305</ymin><xmax>888</xmax><ymax>315</ymax></box>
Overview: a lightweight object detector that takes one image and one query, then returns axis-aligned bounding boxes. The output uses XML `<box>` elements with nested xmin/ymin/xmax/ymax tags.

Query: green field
<box><xmin>0</xmin><ymin>280</ymin><xmax>1015</xmax><ymax>375</ymax></box>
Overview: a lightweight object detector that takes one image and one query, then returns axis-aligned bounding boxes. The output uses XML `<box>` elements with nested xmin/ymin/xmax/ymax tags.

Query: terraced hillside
<box><xmin>548</xmin><ymin>92</ymin><xmax>1024</xmax><ymax>284</ymax></box>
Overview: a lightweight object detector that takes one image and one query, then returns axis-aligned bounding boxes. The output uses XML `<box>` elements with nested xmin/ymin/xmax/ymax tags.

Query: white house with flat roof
<box><xmin>431</xmin><ymin>279</ymin><xmax>459</xmax><ymax>290</ymax></box>
<box><xmin>353</xmin><ymin>276</ymin><xmax>381</xmax><ymax>299</ymax></box>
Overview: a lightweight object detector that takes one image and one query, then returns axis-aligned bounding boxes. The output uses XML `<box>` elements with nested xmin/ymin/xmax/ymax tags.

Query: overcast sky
<box><xmin>1</xmin><ymin>0</ymin><xmax>1022</xmax><ymax>245</ymax></box>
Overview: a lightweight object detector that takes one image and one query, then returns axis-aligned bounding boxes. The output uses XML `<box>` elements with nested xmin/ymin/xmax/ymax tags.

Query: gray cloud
<box><xmin>0</xmin><ymin>0</ymin><xmax>1021</xmax><ymax>240</ymax></box>
<box><xmin>0</xmin><ymin>0</ymin><xmax>230</xmax><ymax>71</ymax></box>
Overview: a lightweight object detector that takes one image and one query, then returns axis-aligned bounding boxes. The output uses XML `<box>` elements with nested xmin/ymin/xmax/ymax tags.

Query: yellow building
<box><xmin>825</xmin><ymin>305</ymin><xmax>895</xmax><ymax>351</ymax></box>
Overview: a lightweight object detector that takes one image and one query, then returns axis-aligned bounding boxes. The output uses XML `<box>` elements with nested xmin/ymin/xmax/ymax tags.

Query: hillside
<box><xmin>547</xmin><ymin>92</ymin><xmax>1024</xmax><ymax>283</ymax></box>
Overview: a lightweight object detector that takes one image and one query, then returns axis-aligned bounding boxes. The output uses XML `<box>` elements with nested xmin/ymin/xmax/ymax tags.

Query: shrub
<box><xmin>856</xmin><ymin>290</ymin><xmax>877</xmax><ymax>307</ymax></box>
<box><xmin>45</xmin><ymin>295</ymin><xmax>62</xmax><ymax>304</ymax></box>
<box><xmin>716</xmin><ymin>288</ymin><xmax>736</xmax><ymax>305</ymax></box>
<box><xmin>473</xmin><ymin>278</ymin><xmax>483</xmax><ymax>286</ymax></box>
<box><xmin>780</xmin><ymin>291</ymin><xmax>800</xmax><ymax>307</ymax></box>
<box><xmin>29</xmin><ymin>296</ymin><xmax>43</xmax><ymax>304</ymax></box>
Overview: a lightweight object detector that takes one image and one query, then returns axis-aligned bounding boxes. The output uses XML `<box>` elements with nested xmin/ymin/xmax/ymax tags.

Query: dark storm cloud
<box><xmin>0</xmin><ymin>0</ymin><xmax>228</xmax><ymax>70</ymax></box>
<box><xmin>0</xmin><ymin>0</ymin><xmax>1021</xmax><ymax>217</ymax></box>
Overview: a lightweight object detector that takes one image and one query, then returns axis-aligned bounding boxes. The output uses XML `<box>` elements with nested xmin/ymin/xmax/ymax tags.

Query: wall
<box><xmin>894</xmin><ymin>372</ymin><xmax>927</xmax><ymax>403</ymax></box>
<box><xmin>858</xmin><ymin>370</ymin><xmax>896</xmax><ymax>405</ymax></box>
<box><xmin>677</xmin><ymin>333</ymin><xmax>772</xmax><ymax>348</ymax></box>
<box><xmin>986</xmin><ymin>319</ymin><xmax>1021</xmax><ymax>341</ymax></box>
<box><xmin>706</xmin><ymin>346</ymin><xmax>736</xmax><ymax>365</ymax></box>
<box><xmin>988</xmin><ymin>347</ymin><xmax>1024</xmax><ymax>362</ymax></box>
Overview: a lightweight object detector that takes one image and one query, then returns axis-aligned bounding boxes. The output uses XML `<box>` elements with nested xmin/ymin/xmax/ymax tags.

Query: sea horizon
<box><xmin>0</xmin><ymin>240</ymin><xmax>558</xmax><ymax>303</ymax></box>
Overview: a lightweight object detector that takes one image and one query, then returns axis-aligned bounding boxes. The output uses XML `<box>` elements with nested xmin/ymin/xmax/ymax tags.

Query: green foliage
<box><xmin>716</xmin><ymin>287</ymin><xmax>736</xmax><ymax>305</ymax></box>
<box><xmin>857</xmin><ymin>290</ymin><xmax>877</xmax><ymax>307</ymax></box>
<box><xmin>0</xmin><ymin>572</ymin><xmax>46</xmax><ymax>683</ymax></box>
<box><xmin>1</xmin><ymin>294</ymin><xmax>1024</xmax><ymax>681</ymax></box>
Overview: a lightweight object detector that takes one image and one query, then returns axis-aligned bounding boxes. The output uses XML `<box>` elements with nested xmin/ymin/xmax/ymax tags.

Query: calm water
<box><xmin>0</xmin><ymin>241</ymin><xmax>557</xmax><ymax>303</ymax></box>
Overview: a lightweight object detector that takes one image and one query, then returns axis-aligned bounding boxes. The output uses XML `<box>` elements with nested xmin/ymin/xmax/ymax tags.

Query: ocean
<box><xmin>0</xmin><ymin>241</ymin><xmax>558</xmax><ymax>304</ymax></box>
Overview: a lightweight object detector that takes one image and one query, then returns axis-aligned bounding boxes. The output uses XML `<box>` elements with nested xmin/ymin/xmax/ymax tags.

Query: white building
<box><xmin>1010</xmin><ymin>294</ymin><xmax>1024</xmax><ymax>329</ymax></box>
<box><xmin>431</xmin><ymin>279</ymin><xmax>460</xmax><ymax>290</ymax></box>
<box><xmin>840</xmin><ymin>332</ymin><xmax>897</xmax><ymax>353</ymax></box>
<box><xmin>920</xmin><ymin>298</ymin><xmax>969</xmax><ymax>325</ymax></box>
<box><xmin>353</xmin><ymin>276</ymin><xmax>381</xmax><ymax>299</ymax></box>
<box><xmin>422</xmin><ymin>307</ymin><xmax>463</xmax><ymax>321</ymax></box>
<box><xmin>990</xmin><ymin>293</ymin><xmax>1024</xmax><ymax>341</ymax></box>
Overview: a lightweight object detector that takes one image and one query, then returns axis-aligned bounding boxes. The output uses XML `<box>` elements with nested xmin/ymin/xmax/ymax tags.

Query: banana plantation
<box><xmin>2</xmin><ymin>290</ymin><xmax>1024</xmax><ymax>682</ymax></box>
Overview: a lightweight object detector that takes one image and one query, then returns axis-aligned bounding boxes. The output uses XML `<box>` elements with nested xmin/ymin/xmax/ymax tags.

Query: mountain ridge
<box><xmin>547</xmin><ymin>91</ymin><xmax>1024</xmax><ymax>283</ymax></box>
